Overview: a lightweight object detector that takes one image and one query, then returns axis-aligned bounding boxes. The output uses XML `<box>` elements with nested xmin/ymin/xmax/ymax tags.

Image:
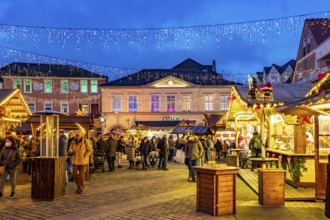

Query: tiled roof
<box><xmin>0</xmin><ymin>89</ymin><xmax>15</xmax><ymax>103</ymax></box>
<box><xmin>306</xmin><ymin>18</ymin><xmax>330</xmax><ymax>45</ymax></box>
<box><xmin>0</xmin><ymin>62</ymin><xmax>107</xmax><ymax>79</ymax></box>
<box><xmin>102</xmin><ymin>59</ymin><xmax>238</xmax><ymax>86</ymax></box>
<box><xmin>236</xmin><ymin>83</ymin><xmax>313</xmax><ymax>104</ymax></box>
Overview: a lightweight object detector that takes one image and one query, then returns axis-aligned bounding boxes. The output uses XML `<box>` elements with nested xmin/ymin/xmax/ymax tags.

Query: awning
<box><xmin>170</xmin><ymin>126</ymin><xmax>214</xmax><ymax>135</ymax></box>
<box><xmin>135</xmin><ymin>120</ymin><xmax>181</xmax><ymax>130</ymax></box>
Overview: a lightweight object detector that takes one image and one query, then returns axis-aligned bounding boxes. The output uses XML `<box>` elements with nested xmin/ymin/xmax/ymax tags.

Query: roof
<box><xmin>0</xmin><ymin>62</ymin><xmax>108</xmax><ymax>79</ymax></box>
<box><xmin>26</xmin><ymin>115</ymin><xmax>94</xmax><ymax>125</ymax></box>
<box><xmin>0</xmin><ymin>89</ymin><xmax>15</xmax><ymax>103</ymax></box>
<box><xmin>170</xmin><ymin>126</ymin><xmax>213</xmax><ymax>135</ymax></box>
<box><xmin>276</xmin><ymin>90</ymin><xmax>330</xmax><ymax>116</ymax></box>
<box><xmin>204</xmin><ymin>114</ymin><xmax>223</xmax><ymax>128</ymax></box>
<box><xmin>305</xmin><ymin>19</ymin><xmax>330</xmax><ymax>45</ymax></box>
<box><xmin>102</xmin><ymin>58</ymin><xmax>239</xmax><ymax>86</ymax></box>
<box><xmin>135</xmin><ymin>120</ymin><xmax>181</xmax><ymax>129</ymax></box>
<box><xmin>236</xmin><ymin>83</ymin><xmax>313</xmax><ymax>104</ymax></box>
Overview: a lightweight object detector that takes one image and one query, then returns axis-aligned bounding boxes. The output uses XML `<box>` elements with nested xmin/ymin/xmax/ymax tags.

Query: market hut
<box><xmin>226</xmin><ymin>83</ymin><xmax>312</xmax><ymax>165</ymax></box>
<box><xmin>0</xmin><ymin>89</ymin><xmax>32</xmax><ymax>136</ymax></box>
<box><xmin>276</xmin><ymin>68</ymin><xmax>330</xmax><ymax>200</ymax></box>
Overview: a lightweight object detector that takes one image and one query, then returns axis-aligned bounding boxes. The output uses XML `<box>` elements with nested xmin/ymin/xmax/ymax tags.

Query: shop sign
<box><xmin>162</xmin><ymin>115</ymin><xmax>180</xmax><ymax>121</ymax></box>
<box><xmin>282</xmin><ymin>114</ymin><xmax>302</xmax><ymax>125</ymax></box>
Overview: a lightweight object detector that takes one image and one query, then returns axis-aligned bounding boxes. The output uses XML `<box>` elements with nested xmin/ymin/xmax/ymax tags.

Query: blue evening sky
<box><xmin>0</xmin><ymin>0</ymin><xmax>329</xmax><ymax>83</ymax></box>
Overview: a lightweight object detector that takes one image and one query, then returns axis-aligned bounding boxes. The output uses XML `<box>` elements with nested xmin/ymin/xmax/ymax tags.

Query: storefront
<box><xmin>0</xmin><ymin>89</ymin><xmax>32</xmax><ymax>136</ymax></box>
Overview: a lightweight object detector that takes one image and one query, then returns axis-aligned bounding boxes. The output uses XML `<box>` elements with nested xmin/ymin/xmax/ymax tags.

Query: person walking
<box><xmin>157</xmin><ymin>134</ymin><xmax>169</xmax><ymax>170</ymax></box>
<box><xmin>126</xmin><ymin>135</ymin><xmax>136</xmax><ymax>169</ymax></box>
<box><xmin>185</xmin><ymin>134</ymin><xmax>203</xmax><ymax>182</ymax></box>
<box><xmin>58</xmin><ymin>130</ymin><xmax>68</xmax><ymax>183</ymax></box>
<box><xmin>0</xmin><ymin>136</ymin><xmax>22</xmax><ymax>199</ymax></box>
<box><xmin>168</xmin><ymin>135</ymin><xmax>175</xmax><ymax>162</ymax></box>
<box><xmin>139</xmin><ymin>136</ymin><xmax>151</xmax><ymax>170</ymax></box>
<box><xmin>214</xmin><ymin>139</ymin><xmax>222</xmax><ymax>159</ymax></box>
<box><xmin>117</xmin><ymin>136</ymin><xmax>126</xmax><ymax>168</ymax></box>
<box><xmin>105</xmin><ymin>132</ymin><xmax>117</xmax><ymax>172</ymax></box>
<box><xmin>68</xmin><ymin>130</ymin><xmax>93</xmax><ymax>194</ymax></box>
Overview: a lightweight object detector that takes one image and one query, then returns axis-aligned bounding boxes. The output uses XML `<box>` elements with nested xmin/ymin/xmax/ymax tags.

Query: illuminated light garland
<box><xmin>305</xmin><ymin>68</ymin><xmax>330</xmax><ymax>97</ymax></box>
<box><xmin>0</xmin><ymin>11</ymin><xmax>329</xmax><ymax>49</ymax></box>
<box><xmin>0</xmin><ymin>45</ymin><xmax>136</xmax><ymax>81</ymax></box>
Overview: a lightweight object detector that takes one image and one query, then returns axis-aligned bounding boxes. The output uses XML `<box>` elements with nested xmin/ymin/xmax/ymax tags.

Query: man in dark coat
<box><xmin>105</xmin><ymin>132</ymin><xmax>117</xmax><ymax>172</ymax></box>
<box><xmin>139</xmin><ymin>136</ymin><xmax>151</xmax><ymax>170</ymax></box>
<box><xmin>157</xmin><ymin>134</ymin><xmax>169</xmax><ymax>170</ymax></box>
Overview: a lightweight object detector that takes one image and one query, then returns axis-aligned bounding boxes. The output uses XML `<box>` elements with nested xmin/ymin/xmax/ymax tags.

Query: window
<box><xmin>80</xmin><ymin>80</ymin><xmax>88</xmax><ymax>93</ymax></box>
<box><xmin>182</xmin><ymin>95</ymin><xmax>192</xmax><ymax>112</ymax></box>
<box><xmin>79</xmin><ymin>103</ymin><xmax>89</xmax><ymax>115</ymax></box>
<box><xmin>151</xmin><ymin>95</ymin><xmax>160</xmax><ymax>112</ymax></box>
<box><xmin>44</xmin><ymin>80</ymin><xmax>52</xmax><ymax>93</ymax></box>
<box><xmin>112</xmin><ymin>96</ymin><xmax>122</xmax><ymax>112</ymax></box>
<box><xmin>90</xmin><ymin>80</ymin><xmax>98</xmax><ymax>93</ymax></box>
<box><xmin>61</xmin><ymin>80</ymin><xmax>69</xmax><ymax>93</ymax></box>
<box><xmin>220</xmin><ymin>95</ymin><xmax>229</xmax><ymax>111</ymax></box>
<box><xmin>44</xmin><ymin>101</ymin><xmax>52</xmax><ymax>111</ymax></box>
<box><xmin>61</xmin><ymin>102</ymin><xmax>69</xmax><ymax>115</ymax></box>
<box><xmin>204</xmin><ymin>95</ymin><xmax>213</xmax><ymax>111</ymax></box>
<box><xmin>303</xmin><ymin>39</ymin><xmax>307</xmax><ymax>56</ymax></box>
<box><xmin>167</xmin><ymin>95</ymin><xmax>176</xmax><ymax>112</ymax></box>
<box><xmin>28</xmin><ymin>102</ymin><xmax>36</xmax><ymax>113</ymax></box>
<box><xmin>13</xmin><ymin>79</ymin><xmax>21</xmax><ymax>89</ymax></box>
<box><xmin>128</xmin><ymin>96</ymin><xmax>137</xmax><ymax>112</ymax></box>
<box><xmin>24</xmin><ymin>79</ymin><xmax>32</xmax><ymax>93</ymax></box>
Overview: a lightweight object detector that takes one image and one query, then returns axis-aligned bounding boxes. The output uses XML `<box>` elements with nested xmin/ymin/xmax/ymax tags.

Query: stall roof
<box><xmin>135</xmin><ymin>120</ymin><xmax>181</xmax><ymax>130</ymax></box>
<box><xmin>26</xmin><ymin>115</ymin><xmax>94</xmax><ymax>129</ymax></box>
<box><xmin>236</xmin><ymin>84</ymin><xmax>313</xmax><ymax>105</ymax></box>
<box><xmin>171</xmin><ymin>126</ymin><xmax>214</xmax><ymax>135</ymax></box>
<box><xmin>276</xmin><ymin>90</ymin><xmax>330</xmax><ymax>116</ymax></box>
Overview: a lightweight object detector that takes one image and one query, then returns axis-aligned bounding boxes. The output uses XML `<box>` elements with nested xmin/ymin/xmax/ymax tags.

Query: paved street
<box><xmin>0</xmin><ymin>160</ymin><xmax>327</xmax><ymax>220</ymax></box>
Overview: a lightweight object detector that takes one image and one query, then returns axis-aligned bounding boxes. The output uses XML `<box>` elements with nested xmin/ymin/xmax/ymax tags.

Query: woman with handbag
<box><xmin>0</xmin><ymin>136</ymin><xmax>22</xmax><ymax>199</ymax></box>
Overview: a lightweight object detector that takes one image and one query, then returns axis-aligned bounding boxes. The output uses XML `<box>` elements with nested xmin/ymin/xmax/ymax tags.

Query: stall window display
<box><xmin>319</xmin><ymin>115</ymin><xmax>330</xmax><ymax>163</ymax></box>
<box><xmin>270</xmin><ymin>115</ymin><xmax>294</xmax><ymax>151</ymax></box>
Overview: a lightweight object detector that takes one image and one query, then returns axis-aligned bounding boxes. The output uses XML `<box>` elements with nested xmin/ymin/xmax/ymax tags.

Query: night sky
<box><xmin>0</xmin><ymin>0</ymin><xmax>330</xmax><ymax>83</ymax></box>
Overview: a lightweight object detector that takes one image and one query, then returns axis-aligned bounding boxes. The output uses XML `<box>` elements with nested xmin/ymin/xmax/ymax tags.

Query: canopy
<box><xmin>170</xmin><ymin>126</ymin><xmax>213</xmax><ymax>135</ymax></box>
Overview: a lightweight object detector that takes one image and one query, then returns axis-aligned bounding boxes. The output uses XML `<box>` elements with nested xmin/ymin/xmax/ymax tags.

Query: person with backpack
<box><xmin>249</xmin><ymin>131</ymin><xmax>262</xmax><ymax>171</ymax></box>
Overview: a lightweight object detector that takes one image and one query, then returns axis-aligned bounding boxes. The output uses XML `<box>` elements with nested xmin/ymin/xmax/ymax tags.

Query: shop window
<box><xmin>44</xmin><ymin>101</ymin><xmax>52</xmax><ymax>111</ymax></box>
<box><xmin>182</xmin><ymin>95</ymin><xmax>191</xmax><ymax>112</ymax></box>
<box><xmin>24</xmin><ymin>79</ymin><xmax>32</xmax><ymax>93</ymax></box>
<box><xmin>151</xmin><ymin>95</ymin><xmax>160</xmax><ymax>112</ymax></box>
<box><xmin>61</xmin><ymin>80</ymin><xmax>69</xmax><ymax>93</ymax></box>
<box><xmin>167</xmin><ymin>95</ymin><xmax>175</xmax><ymax>112</ymax></box>
<box><xmin>28</xmin><ymin>102</ymin><xmax>36</xmax><ymax>112</ymax></box>
<box><xmin>13</xmin><ymin>79</ymin><xmax>21</xmax><ymax>89</ymax></box>
<box><xmin>90</xmin><ymin>80</ymin><xmax>98</xmax><ymax>93</ymax></box>
<box><xmin>204</xmin><ymin>95</ymin><xmax>213</xmax><ymax>111</ymax></box>
<box><xmin>220</xmin><ymin>95</ymin><xmax>229</xmax><ymax>111</ymax></box>
<box><xmin>129</xmin><ymin>95</ymin><xmax>137</xmax><ymax>112</ymax></box>
<box><xmin>61</xmin><ymin>102</ymin><xmax>69</xmax><ymax>115</ymax></box>
<box><xmin>44</xmin><ymin>80</ymin><xmax>52</xmax><ymax>93</ymax></box>
<box><xmin>112</xmin><ymin>96</ymin><xmax>121</xmax><ymax>112</ymax></box>
<box><xmin>80</xmin><ymin>80</ymin><xmax>88</xmax><ymax>93</ymax></box>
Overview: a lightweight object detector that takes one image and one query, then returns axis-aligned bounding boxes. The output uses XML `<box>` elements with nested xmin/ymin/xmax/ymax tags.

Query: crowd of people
<box><xmin>0</xmin><ymin>129</ymin><xmax>260</xmax><ymax>198</ymax></box>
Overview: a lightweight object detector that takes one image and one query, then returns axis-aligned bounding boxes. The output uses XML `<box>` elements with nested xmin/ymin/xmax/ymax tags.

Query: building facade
<box><xmin>100</xmin><ymin>58</ymin><xmax>238</xmax><ymax>135</ymax></box>
<box><xmin>292</xmin><ymin>18</ymin><xmax>330</xmax><ymax>83</ymax></box>
<box><xmin>0</xmin><ymin>63</ymin><xmax>107</xmax><ymax>117</ymax></box>
<box><xmin>256</xmin><ymin>59</ymin><xmax>296</xmax><ymax>84</ymax></box>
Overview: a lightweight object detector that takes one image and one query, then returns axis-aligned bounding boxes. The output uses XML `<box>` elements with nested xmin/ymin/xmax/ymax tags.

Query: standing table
<box><xmin>194</xmin><ymin>165</ymin><xmax>239</xmax><ymax>216</ymax></box>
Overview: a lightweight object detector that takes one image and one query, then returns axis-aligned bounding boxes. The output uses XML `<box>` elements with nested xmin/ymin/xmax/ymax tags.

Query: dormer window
<box><xmin>202</xmin><ymin>69</ymin><xmax>208</xmax><ymax>73</ymax></box>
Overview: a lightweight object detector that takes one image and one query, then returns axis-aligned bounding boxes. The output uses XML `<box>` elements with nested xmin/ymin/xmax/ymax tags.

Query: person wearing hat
<box><xmin>68</xmin><ymin>130</ymin><xmax>93</xmax><ymax>194</ymax></box>
<box><xmin>0</xmin><ymin>135</ymin><xmax>22</xmax><ymax>199</ymax></box>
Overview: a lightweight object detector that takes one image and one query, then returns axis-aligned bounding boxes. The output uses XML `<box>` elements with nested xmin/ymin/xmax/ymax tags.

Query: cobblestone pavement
<box><xmin>0</xmin><ymin>160</ymin><xmax>327</xmax><ymax>220</ymax></box>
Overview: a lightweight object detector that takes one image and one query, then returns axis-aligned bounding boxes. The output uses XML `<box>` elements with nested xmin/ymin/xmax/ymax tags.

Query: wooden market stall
<box><xmin>227</xmin><ymin>83</ymin><xmax>314</xmax><ymax>181</ymax></box>
<box><xmin>276</xmin><ymin>68</ymin><xmax>330</xmax><ymax>200</ymax></box>
<box><xmin>0</xmin><ymin>89</ymin><xmax>32</xmax><ymax>136</ymax></box>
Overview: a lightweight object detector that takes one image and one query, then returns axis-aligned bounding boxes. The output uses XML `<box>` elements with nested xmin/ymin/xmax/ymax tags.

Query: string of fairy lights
<box><xmin>1</xmin><ymin>10</ymin><xmax>329</xmax><ymax>49</ymax></box>
<box><xmin>0</xmin><ymin>11</ymin><xmax>329</xmax><ymax>85</ymax></box>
